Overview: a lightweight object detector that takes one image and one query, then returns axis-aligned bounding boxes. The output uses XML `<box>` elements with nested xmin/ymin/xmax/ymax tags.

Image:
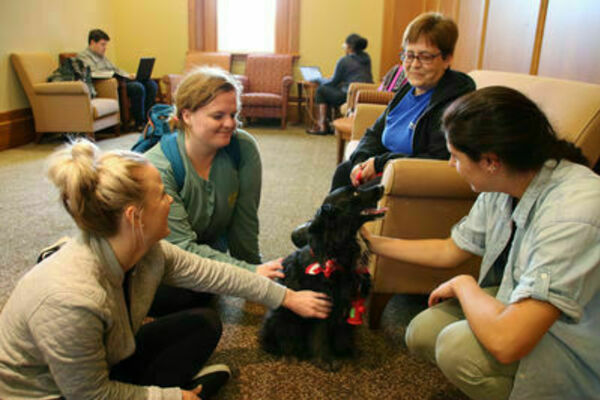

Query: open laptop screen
<box><xmin>135</xmin><ymin>57</ymin><xmax>156</xmax><ymax>81</ymax></box>
<box><xmin>299</xmin><ymin>66</ymin><xmax>323</xmax><ymax>82</ymax></box>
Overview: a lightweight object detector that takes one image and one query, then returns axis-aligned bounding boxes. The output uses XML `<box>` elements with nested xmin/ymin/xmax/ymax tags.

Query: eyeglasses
<box><xmin>400</xmin><ymin>51</ymin><xmax>442</xmax><ymax>65</ymax></box>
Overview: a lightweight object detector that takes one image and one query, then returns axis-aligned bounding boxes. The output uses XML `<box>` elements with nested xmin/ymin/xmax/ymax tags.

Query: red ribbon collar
<box><xmin>305</xmin><ymin>260</ymin><xmax>342</xmax><ymax>278</ymax></box>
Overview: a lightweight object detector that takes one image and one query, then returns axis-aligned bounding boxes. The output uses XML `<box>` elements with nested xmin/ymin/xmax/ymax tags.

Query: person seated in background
<box><xmin>307</xmin><ymin>33</ymin><xmax>373</xmax><ymax>135</ymax></box>
<box><xmin>364</xmin><ymin>87</ymin><xmax>600</xmax><ymax>400</ymax></box>
<box><xmin>330</xmin><ymin>12</ymin><xmax>475</xmax><ymax>190</ymax></box>
<box><xmin>145</xmin><ymin>67</ymin><xmax>285</xmax><ymax>316</ymax></box>
<box><xmin>77</xmin><ymin>29</ymin><xmax>158</xmax><ymax>131</ymax></box>
<box><xmin>0</xmin><ymin>139</ymin><xmax>331</xmax><ymax>400</ymax></box>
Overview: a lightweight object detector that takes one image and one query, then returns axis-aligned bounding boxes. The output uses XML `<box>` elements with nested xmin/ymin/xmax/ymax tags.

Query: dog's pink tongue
<box><xmin>363</xmin><ymin>207</ymin><xmax>388</xmax><ymax>215</ymax></box>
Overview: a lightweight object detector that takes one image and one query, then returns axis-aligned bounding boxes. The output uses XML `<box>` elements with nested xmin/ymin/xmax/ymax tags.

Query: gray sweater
<box><xmin>0</xmin><ymin>234</ymin><xmax>286</xmax><ymax>400</ymax></box>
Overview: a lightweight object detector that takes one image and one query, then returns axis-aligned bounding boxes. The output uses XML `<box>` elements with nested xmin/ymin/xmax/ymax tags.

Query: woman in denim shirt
<box><xmin>364</xmin><ymin>87</ymin><xmax>600</xmax><ymax>399</ymax></box>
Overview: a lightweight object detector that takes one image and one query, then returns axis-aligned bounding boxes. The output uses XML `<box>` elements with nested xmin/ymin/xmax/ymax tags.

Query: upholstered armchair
<box><xmin>162</xmin><ymin>51</ymin><xmax>233</xmax><ymax>104</ymax></box>
<box><xmin>332</xmin><ymin>84</ymin><xmax>395</xmax><ymax>164</ymax></box>
<box><xmin>11</xmin><ymin>53</ymin><xmax>120</xmax><ymax>142</ymax></box>
<box><xmin>365</xmin><ymin>70</ymin><xmax>600</xmax><ymax>328</ymax></box>
<box><xmin>237</xmin><ymin>54</ymin><xmax>293</xmax><ymax>129</ymax></box>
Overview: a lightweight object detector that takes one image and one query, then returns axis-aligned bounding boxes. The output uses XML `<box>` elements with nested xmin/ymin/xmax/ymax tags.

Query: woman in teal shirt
<box><xmin>364</xmin><ymin>87</ymin><xmax>600</xmax><ymax>399</ymax></box>
<box><xmin>146</xmin><ymin>67</ymin><xmax>284</xmax><ymax>313</ymax></box>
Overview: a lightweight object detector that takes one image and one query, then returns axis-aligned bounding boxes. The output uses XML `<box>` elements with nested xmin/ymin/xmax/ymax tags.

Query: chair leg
<box><xmin>368</xmin><ymin>292</ymin><xmax>394</xmax><ymax>329</ymax></box>
<box><xmin>34</xmin><ymin>131</ymin><xmax>44</xmax><ymax>143</ymax></box>
<box><xmin>281</xmin><ymin>115</ymin><xmax>287</xmax><ymax>129</ymax></box>
<box><xmin>335</xmin><ymin>129</ymin><xmax>345</xmax><ymax>164</ymax></box>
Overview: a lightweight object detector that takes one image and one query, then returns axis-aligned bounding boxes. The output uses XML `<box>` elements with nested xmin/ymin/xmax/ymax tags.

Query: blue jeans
<box><xmin>126</xmin><ymin>79</ymin><xmax>158</xmax><ymax>126</ymax></box>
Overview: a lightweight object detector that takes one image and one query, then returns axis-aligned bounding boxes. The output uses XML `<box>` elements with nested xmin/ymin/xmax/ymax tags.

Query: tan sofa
<box><xmin>358</xmin><ymin>70</ymin><xmax>600</xmax><ymax>328</ymax></box>
<box><xmin>11</xmin><ymin>53</ymin><xmax>120</xmax><ymax>142</ymax></box>
<box><xmin>162</xmin><ymin>51</ymin><xmax>232</xmax><ymax>104</ymax></box>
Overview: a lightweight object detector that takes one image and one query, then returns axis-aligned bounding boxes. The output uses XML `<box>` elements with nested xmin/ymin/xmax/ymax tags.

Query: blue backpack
<box><xmin>131</xmin><ymin>104</ymin><xmax>241</xmax><ymax>192</ymax></box>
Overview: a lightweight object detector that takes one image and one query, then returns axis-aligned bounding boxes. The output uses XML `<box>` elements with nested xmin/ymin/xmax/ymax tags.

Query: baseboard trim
<box><xmin>0</xmin><ymin>108</ymin><xmax>35</xmax><ymax>150</ymax></box>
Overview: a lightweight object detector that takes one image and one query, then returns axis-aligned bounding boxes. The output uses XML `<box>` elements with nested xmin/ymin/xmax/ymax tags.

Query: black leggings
<box><xmin>315</xmin><ymin>85</ymin><xmax>347</xmax><ymax>107</ymax></box>
<box><xmin>110</xmin><ymin>307</ymin><xmax>222</xmax><ymax>388</ymax></box>
<box><xmin>149</xmin><ymin>285</ymin><xmax>215</xmax><ymax>317</ymax></box>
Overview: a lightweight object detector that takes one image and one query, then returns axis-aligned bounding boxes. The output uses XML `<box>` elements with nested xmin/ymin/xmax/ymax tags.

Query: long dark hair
<box><xmin>442</xmin><ymin>86</ymin><xmax>588</xmax><ymax>171</ymax></box>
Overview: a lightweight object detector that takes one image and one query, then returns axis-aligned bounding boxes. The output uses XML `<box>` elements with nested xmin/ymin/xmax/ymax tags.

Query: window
<box><xmin>217</xmin><ymin>0</ymin><xmax>276</xmax><ymax>53</ymax></box>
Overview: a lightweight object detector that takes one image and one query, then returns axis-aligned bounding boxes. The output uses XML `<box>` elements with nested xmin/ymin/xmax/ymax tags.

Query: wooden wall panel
<box><xmin>537</xmin><ymin>0</ymin><xmax>600</xmax><ymax>84</ymax></box>
<box><xmin>481</xmin><ymin>0</ymin><xmax>541</xmax><ymax>73</ymax></box>
<box><xmin>379</xmin><ymin>0</ymin><xmax>425</xmax><ymax>78</ymax></box>
<box><xmin>0</xmin><ymin>109</ymin><xmax>35</xmax><ymax>151</ymax></box>
<box><xmin>452</xmin><ymin>0</ymin><xmax>486</xmax><ymax>73</ymax></box>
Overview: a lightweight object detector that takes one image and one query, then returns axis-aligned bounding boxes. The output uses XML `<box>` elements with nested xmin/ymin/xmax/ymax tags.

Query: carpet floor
<box><xmin>0</xmin><ymin>125</ymin><xmax>467</xmax><ymax>400</ymax></box>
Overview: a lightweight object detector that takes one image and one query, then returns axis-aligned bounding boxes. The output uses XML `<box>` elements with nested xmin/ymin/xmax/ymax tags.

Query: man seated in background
<box><xmin>77</xmin><ymin>29</ymin><xmax>157</xmax><ymax>131</ymax></box>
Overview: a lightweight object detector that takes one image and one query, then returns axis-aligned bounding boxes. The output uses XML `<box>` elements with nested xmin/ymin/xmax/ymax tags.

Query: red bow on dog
<box><xmin>305</xmin><ymin>260</ymin><xmax>341</xmax><ymax>278</ymax></box>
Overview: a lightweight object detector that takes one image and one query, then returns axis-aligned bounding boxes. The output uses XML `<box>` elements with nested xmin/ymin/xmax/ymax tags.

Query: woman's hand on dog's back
<box><xmin>256</xmin><ymin>258</ymin><xmax>285</xmax><ymax>279</ymax></box>
<box><xmin>282</xmin><ymin>289</ymin><xmax>332</xmax><ymax>319</ymax></box>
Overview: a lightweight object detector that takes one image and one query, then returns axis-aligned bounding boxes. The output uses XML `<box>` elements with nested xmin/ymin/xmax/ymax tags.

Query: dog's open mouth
<box><xmin>360</xmin><ymin>206</ymin><xmax>388</xmax><ymax>216</ymax></box>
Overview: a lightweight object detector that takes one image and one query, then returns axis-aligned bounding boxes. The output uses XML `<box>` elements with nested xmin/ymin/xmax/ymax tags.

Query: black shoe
<box><xmin>306</xmin><ymin>127</ymin><xmax>333</xmax><ymax>135</ymax></box>
<box><xmin>183</xmin><ymin>364</ymin><xmax>231</xmax><ymax>399</ymax></box>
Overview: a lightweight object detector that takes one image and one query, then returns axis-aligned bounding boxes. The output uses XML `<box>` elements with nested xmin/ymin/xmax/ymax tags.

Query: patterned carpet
<box><xmin>0</xmin><ymin>125</ymin><xmax>467</xmax><ymax>399</ymax></box>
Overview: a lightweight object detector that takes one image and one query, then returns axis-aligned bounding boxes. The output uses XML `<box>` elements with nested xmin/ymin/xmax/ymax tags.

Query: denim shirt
<box><xmin>451</xmin><ymin>160</ymin><xmax>600</xmax><ymax>399</ymax></box>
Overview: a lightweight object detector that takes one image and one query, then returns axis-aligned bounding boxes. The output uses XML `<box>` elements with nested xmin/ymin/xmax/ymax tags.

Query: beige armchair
<box><xmin>364</xmin><ymin>70</ymin><xmax>600</xmax><ymax>328</ymax></box>
<box><xmin>162</xmin><ymin>51</ymin><xmax>233</xmax><ymax>104</ymax></box>
<box><xmin>238</xmin><ymin>54</ymin><xmax>293</xmax><ymax>129</ymax></box>
<box><xmin>11</xmin><ymin>53</ymin><xmax>120</xmax><ymax>142</ymax></box>
<box><xmin>332</xmin><ymin>85</ymin><xmax>395</xmax><ymax>164</ymax></box>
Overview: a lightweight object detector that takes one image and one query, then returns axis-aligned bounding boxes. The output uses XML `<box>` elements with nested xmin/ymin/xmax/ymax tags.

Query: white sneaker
<box><xmin>185</xmin><ymin>364</ymin><xmax>231</xmax><ymax>399</ymax></box>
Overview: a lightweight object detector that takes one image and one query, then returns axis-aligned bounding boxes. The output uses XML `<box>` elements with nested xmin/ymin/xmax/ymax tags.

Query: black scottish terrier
<box><xmin>260</xmin><ymin>184</ymin><xmax>386</xmax><ymax>370</ymax></box>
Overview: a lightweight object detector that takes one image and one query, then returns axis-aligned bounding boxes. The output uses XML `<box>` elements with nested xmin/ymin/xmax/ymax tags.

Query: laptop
<box><xmin>135</xmin><ymin>57</ymin><xmax>155</xmax><ymax>81</ymax></box>
<box><xmin>299</xmin><ymin>66</ymin><xmax>323</xmax><ymax>82</ymax></box>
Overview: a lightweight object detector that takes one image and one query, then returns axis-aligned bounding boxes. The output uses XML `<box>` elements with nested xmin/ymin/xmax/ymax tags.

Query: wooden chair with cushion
<box><xmin>332</xmin><ymin>84</ymin><xmax>395</xmax><ymax>164</ymax></box>
<box><xmin>11</xmin><ymin>52</ymin><xmax>120</xmax><ymax>142</ymax></box>
<box><xmin>359</xmin><ymin>70</ymin><xmax>600</xmax><ymax>328</ymax></box>
<box><xmin>162</xmin><ymin>51</ymin><xmax>233</xmax><ymax>104</ymax></box>
<box><xmin>237</xmin><ymin>54</ymin><xmax>294</xmax><ymax>129</ymax></box>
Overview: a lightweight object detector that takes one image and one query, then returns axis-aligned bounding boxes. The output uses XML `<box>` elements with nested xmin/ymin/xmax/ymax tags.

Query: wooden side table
<box><xmin>297</xmin><ymin>81</ymin><xmax>318</xmax><ymax>127</ymax></box>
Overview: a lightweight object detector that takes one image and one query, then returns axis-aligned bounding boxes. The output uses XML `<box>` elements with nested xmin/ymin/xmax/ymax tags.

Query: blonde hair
<box><xmin>403</xmin><ymin>12</ymin><xmax>458</xmax><ymax>58</ymax></box>
<box><xmin>171</xmin><ymin>66</ymin><xmax>243</xmax><ymax>132</ymax></box>
<box><xmin>46</xmin><ymin>138</ymin><xmax>149</xmax><ymax>237</ymax></box>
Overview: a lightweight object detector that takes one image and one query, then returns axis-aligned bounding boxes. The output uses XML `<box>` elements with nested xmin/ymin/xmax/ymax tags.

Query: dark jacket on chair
<box><xmin>349</xmin><ymin>69</ymin><xmax>475</xmax><ymax>173</ymax></box>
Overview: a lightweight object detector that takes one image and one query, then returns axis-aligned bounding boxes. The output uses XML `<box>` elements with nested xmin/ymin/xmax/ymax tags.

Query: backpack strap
<box><xmin>160</xmin><ymin>132</ymin><xmax>185</xmax><ymax>192</ymax></box>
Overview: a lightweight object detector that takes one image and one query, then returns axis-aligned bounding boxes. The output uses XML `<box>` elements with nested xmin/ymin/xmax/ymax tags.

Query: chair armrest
<box><xmin>162</xmin><ymin>74</ymin><xmax>183</xmax><ymax>103</ymax></box>
<box><xmin>33</xmin><ymin>81</ymin><xmax>88</xmax><ymax>95</ymax></box>
<box><xmin>346</xmin><ymin>82</ymin><xmax>378</xmax><ymax>111</ymax></box>
<box><xmin>282</xmin><ymin>75</ymin><xmax>293</xmax><ymax>94</ymax></box>
<box><xmin>234</xmin><ymin>75</ymin><xmax>249</xmax><ymax>92</ymax></box>
<box><xmin>351</xmin><ymin>103</ymin><xmax>386</xmax><ymax>141</ymax></box>
<box><xmin>355</xmin><ymin>90</ymin><xmax>394</xmax><ymax>105</ymax></box>
<box><xmin>93</xmin><ymin>78</ymin><xmax>118</xmax><ymax>99</ymax></box>
<box><xmin>382</xmin><ymin>158</ymin><xmax>476</xmax><ymax>199</ymax></box>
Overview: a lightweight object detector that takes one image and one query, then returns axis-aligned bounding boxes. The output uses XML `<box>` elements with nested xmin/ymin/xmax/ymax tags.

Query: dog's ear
<box><xmin>308</xmin><ymin>204</ymin><xmax>335</xmax><ymax>235</ymax></box>
<box><xmin>291</xmin><ymin>221</ymin><xmax>310</xmax><ymax>248</ymax></box>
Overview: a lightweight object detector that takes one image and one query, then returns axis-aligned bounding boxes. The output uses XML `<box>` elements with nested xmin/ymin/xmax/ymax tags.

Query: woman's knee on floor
<box><xmin>435</xmin><ymin>320</ymin><xmax>483</xmax><ymax>384</ymax></box>
<box><xmin>176</xmin><ymin>307</ymin><xmax>223</xmax><ymax>347</ymax></box>
<box><xmin>405</xmin><ymin>308</ymin><xmax>446</xmax><ymax>363</ymax></box>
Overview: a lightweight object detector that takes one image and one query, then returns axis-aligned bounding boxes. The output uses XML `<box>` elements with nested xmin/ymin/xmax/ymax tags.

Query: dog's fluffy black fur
<box><xmin>260</xmin><ymin>184</ymin><xmax>386</xmax><ymax>370</ymax></box>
